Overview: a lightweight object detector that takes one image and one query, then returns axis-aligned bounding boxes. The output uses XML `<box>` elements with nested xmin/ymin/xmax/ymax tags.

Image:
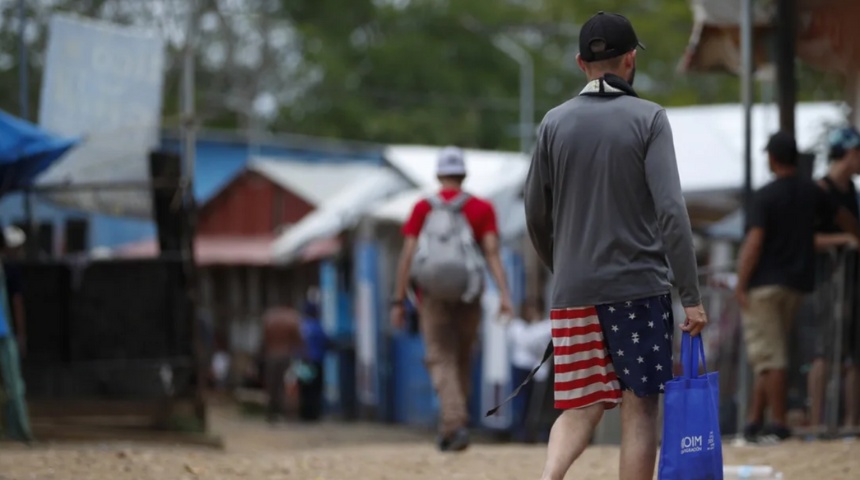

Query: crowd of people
<box><xmin>256</xmin><ymin>290</ymin><xmax>329</xmax><ymax>424</ymax></box>
<box><xmin>736</xmin><ymin>126</ymin><xmax>860</xmax><ymax>442</ymax></box>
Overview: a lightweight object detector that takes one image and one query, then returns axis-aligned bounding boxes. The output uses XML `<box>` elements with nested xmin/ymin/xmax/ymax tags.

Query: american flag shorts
<box><xmin>551</xmin><ymin>294</ymin><xmax>675</xmax><ymax>410</ymax></box>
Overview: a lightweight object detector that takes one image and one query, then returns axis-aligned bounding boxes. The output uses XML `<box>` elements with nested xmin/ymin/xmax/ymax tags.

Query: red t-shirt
<box><xmin>402</xmin><ymin>188</ymin><xmax>498</xmax><ymax>241</ymax></box>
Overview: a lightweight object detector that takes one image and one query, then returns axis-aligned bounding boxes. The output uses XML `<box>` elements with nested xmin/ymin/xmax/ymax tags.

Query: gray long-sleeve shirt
<box><xmin>524</xmin><ymin>77</ymin><xmax>701</xmax><ymax>308</ymax></box>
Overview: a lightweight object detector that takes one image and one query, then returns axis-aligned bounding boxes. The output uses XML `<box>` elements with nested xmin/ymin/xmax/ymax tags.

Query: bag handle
<box><xmin>680</xmin><ymin>332</ymin><xmax>707</xmax><ymax>379</ymax></box>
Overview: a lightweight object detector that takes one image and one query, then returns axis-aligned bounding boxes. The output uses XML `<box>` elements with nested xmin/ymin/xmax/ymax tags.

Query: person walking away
<box><xmin>735</xmin><ymin>130</ymin><xmax>860</xmax><ymax>443</ymax></box>
<box><xmin>298</xmin><ymin>297</ymin><xmax>328</xmax><ymax>422</ymax></box>
<box><xmin>210</xmin><ymin>333</ymin><xmax>231</xmax><ymax>393</ymax></box>
<box><xmin>390</xmin><ymin>146</ymin><xmax>514</xmax><ymax>452</ymax></box>
<box><xmin>507</xmin><ymin>301</ymin><xmax>552</xmax><ymax>443</ymax></box>
<box><xmin>523</xmin><ymin>12</ymin><xmax>708</xmax><ymax>480</ymax></box>
<box><xmin>807</xmin><ymin>126</ymin><xmax>860</xmax><ymax>433</ymax></box>
<box><xmin>262</xmin><ymin>306</ymin><xmax>303</xmax><ymax>424</ymax></box>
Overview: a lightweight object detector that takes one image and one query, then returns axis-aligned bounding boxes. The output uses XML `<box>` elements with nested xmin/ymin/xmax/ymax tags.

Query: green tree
<box><xmin>0</xmin><ymin>0</ymin><xmax>846</xmax><ymax>151</ymax></box>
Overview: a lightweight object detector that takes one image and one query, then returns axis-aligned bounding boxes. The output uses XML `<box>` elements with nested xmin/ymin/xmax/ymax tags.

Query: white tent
<box><xmin>369</xmin><ymin>102</ymin><xmax>849</xmax><ymax>226</ymax></box>
<box><xmin>366</xmin><ymin>145</ymin><xmax>530</xmax><ymax>241</ymax></box>
<box><xmin>272</xmin><ymin>145</ymin><xmax>530</xmax><ymax>262</ymax></box>
<box><xmin>249</xmin><ymin>157</ymin><xmax>386</xmax><ymax>207</ymax></box>
<box><xmin>669</xmin><ymin>101</ymin><xmax>848</xmax><ymax>195</ymax></box>
<box><xmin>272</xmin><ymin>101</ymin><xmax>850</xmax><ymax>262</ymax></box>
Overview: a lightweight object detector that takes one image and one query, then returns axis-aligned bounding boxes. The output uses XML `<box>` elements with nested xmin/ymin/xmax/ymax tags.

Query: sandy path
<box><xmin>1</xmin><ymin>408</ymin><xmax>858</xmax><ymax>479</ymax></box>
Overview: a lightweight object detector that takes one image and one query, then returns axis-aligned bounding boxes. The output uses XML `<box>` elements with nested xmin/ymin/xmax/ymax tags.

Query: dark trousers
<box><xmin>265</xmin><ymin>353</ymin><xmax>291</xmax><ymax>420</ymax></box>
<box><xmin>298</xmin><ymin>361</ymin><xmax>325</xmax><ymax>421</ymax></box>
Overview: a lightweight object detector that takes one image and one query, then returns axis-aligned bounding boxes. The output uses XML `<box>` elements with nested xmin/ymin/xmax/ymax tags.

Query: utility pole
<box><xmin>182</xmin><ymin>1</ymin><xmax>197</xmax><ymax>198</ymax></box>
<box><xmin>492</xmin><ymin>35</ymin><xmax>534</xmax><ymax>155</ymax></box>
<box><xmin>460</xmin><ymin>17</ymin><xmax>535</xmax><ymax>154</ymax></box>
<box><xmin>775</xmin><ymin>0</ymin><xmax>797</xmax><ymax>136</ymax></box>
<box><xmin>18</xmin><ymin>0</ymin><xmax>37</xmax><ymax>259</ymax></box>
<box><xmin>181</xmin><ymin>0</ymin><xmax>205</xmax><ymax>431</ymax></box>
<box><xmin>738</xmin><ymin>0</ymin><xmax>755</xmax><ymax>440</ymax></box>
<box><xmin>741</xmin><ymin>0</ymin><xmax>754</xmax><ymax>218</ymax></box>
<box><xmin>17</xmin><ymin>0</ymin><xmax>28</xmax><ymax>121</ymax></box>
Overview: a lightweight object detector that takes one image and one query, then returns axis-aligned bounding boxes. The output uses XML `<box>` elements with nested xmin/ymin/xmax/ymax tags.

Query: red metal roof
<box><xmin>114</xmin><ymin>234</ymin><xmax>341</xmax><ymax>266</ymax></box>
<box><xmin>115</xmin><ymin>235</ymin><xmax>276</xmax><ymax>266</ymax></box>
<box><xmin>299</xmin><ymin>236</ymin><xmax>342</xmax><ymax>263</ymax></box>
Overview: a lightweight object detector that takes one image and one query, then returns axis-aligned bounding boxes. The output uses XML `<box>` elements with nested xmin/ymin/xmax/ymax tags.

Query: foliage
<box><xmin>0</xmin><ymin>0</ymin><xmax>847</xmax><ymax>151</ymax></box>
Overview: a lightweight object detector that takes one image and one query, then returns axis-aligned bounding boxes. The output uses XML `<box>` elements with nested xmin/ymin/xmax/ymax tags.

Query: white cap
<box><xmin>436</xmin><ymin>146</ymin><xmax>467</xmax><ymax>176</ymax></box>
<box><xmin>3</xmin><ymin>226</ymin><xmax>25</xmax><ymax>249</ymax></box>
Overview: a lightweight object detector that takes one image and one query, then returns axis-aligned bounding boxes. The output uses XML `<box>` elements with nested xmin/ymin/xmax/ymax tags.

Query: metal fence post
<box><xmin>736</xmin><ymin>339</ymin><xmax>751</xmax><ymax>439</ymax></box>
<box><xmin>826</xmin><ymin>250</ymin><xmax>847</xmax><ymax>436</ymax></box>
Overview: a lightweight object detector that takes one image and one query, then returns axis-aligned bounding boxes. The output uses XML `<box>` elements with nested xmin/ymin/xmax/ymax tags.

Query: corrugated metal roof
<box><xmin>383</xmin><ymin>145</ymin><xmax>528</xmax><ymax>191</ymax></box>
<box><xmin>668</xmin><ymin>101</ymin><xmax>846</xmax><ymax>193</ymax></box>
<box><xmin>158</xmin><ymin>136</ymin><xmax>384</xmax><ymax>205</ymax></box>
<box><xmin>368</xmin><ymin>103</ymin><xmax>848</xmax><ymax>228</ymax></box>
<box><xmin>249</xmin><ymin>157</ymin><xmax>388</xmax><ymax>207</ymax></box>
<box><xmin>114</xmin><ymin>235</ymin><xmax>275</xmax><ymax>266</ymax></box>
<box><xmin>0</xmin><ymin>134</ymin><xmax>385</xmax><ymax>251</ymax></box>
<box><xmin>367</xmin><ymin>146</ymin><xmax>530</xmax><ymax>239</ymax></box>
<box><xmin>271</xmin><ymin>166</ymin><xmax>411</xmax><ymax>262</ymax></box>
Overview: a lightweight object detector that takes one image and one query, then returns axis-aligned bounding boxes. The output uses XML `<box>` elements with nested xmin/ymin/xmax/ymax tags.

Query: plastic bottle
<box><xmin>723</xmin><ymin>465</ymin><xmax>784</xmax><ymax>479</ymax></box>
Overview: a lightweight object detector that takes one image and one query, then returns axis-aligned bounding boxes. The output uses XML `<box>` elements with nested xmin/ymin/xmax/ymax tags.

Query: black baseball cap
<box><xmin>764</xmin><ymin>130</ymin><xmax>798</xmax><ymax>165</ymax></box>
<box><xmin>579</xmin><ymin>11</ymin><xmax>645</xmax><ymax>62</ymax></box>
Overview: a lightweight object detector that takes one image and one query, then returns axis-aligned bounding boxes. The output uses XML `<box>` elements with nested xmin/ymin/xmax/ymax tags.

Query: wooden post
<box><xmin>849</xmin><ymin>71</ymin><xmax>860</xmax><ymax>127</ymax></box>
<box><xmin>180</xmin><ymin>0</ymin><xmax>205</xmax><ymax>431</ymax></box>
<box><xmin>775</xmin><ymin>0</ymin><xmax>797</xmax><ymax>135</ymax></box>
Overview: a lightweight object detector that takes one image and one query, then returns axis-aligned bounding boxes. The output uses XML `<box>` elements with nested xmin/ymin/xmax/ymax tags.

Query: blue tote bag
<box><xmin>658</xmin><ymin>333</ymin><xmax>723</xmax><ymax>480</ymax></box>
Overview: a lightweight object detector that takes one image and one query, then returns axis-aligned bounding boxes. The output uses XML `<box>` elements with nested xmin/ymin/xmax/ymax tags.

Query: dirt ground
<box><xmin>1</xmin><ymin>407</ymin><xmax>859</xmax><ymax>480</ymax></box>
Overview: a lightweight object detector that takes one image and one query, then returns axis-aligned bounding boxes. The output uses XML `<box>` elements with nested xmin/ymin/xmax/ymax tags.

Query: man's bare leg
<box><xmin>619</xmin><ymin>391</ymin><xmax>659</xmax><ymax>480</ymax></box>
<box><xmin>540</xmin><ymin>403</ymin><xmax>604</xmax><ymax>480</ymax></box>
<box><xmin>807</xmin><ymin>359</ymin><xmax>827</xmax><ymax>429</ymax></box>
<box><xmin>747</xmin><ymin>372</ymin><xmax>768</xmax><ymax>425</ymax></box>
<box><xmin>766</xmin><ymin>368</ymin><xmax>788</xmax><ymax>426</ymax></box>
<box><xmin>844</xmin><ymin>365</ymin><xmax>859</xmax><ymax>427</ymax></box>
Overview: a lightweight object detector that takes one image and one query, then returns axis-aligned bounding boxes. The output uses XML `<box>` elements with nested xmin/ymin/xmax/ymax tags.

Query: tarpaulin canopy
<box><xmin>0</xmin><ymin>109</ymin><xmax>78</xmax><ymax>194</ymax></box>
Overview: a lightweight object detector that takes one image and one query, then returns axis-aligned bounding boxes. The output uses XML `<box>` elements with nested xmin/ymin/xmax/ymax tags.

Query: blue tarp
<box><xmin>0</xmin><ymin>110</ymin><xmax>77</xmax><ymax>193</ymax></box>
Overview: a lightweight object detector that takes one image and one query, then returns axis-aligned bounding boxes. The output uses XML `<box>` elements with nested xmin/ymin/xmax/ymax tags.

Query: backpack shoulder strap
<box><xmin>426</xmin><ymin>194</ymin><xmax>445</xmax><ymax>209</ymax></box>
<box><xmin>448</xmin><ymin>191</ymin><xmax>471</xmax><ymax>211</ymax></box>
<box><xmin>426</xmin><ymin>192</ymin><xmax>471</xmax><ymax>211</ymax></box>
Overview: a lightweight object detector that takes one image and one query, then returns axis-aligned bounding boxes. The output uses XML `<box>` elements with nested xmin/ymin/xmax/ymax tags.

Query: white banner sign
<box><xmin>38</xmin><ymin>14</ymin><xmax>166</xmax><ymax>217</ymax></box>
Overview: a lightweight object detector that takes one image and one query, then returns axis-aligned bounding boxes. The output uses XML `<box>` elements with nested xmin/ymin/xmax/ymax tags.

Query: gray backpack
<box><xmin>410</xmin><ymin>192</ymin><xmax>485</xmax><ymax>303</ymax></box>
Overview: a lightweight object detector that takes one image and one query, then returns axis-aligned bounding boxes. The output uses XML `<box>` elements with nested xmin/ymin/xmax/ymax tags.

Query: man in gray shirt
<box><xmin>523</xmin><ymin>11</ymin><xmax>708</xmax><ymax>480</ymax></box>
